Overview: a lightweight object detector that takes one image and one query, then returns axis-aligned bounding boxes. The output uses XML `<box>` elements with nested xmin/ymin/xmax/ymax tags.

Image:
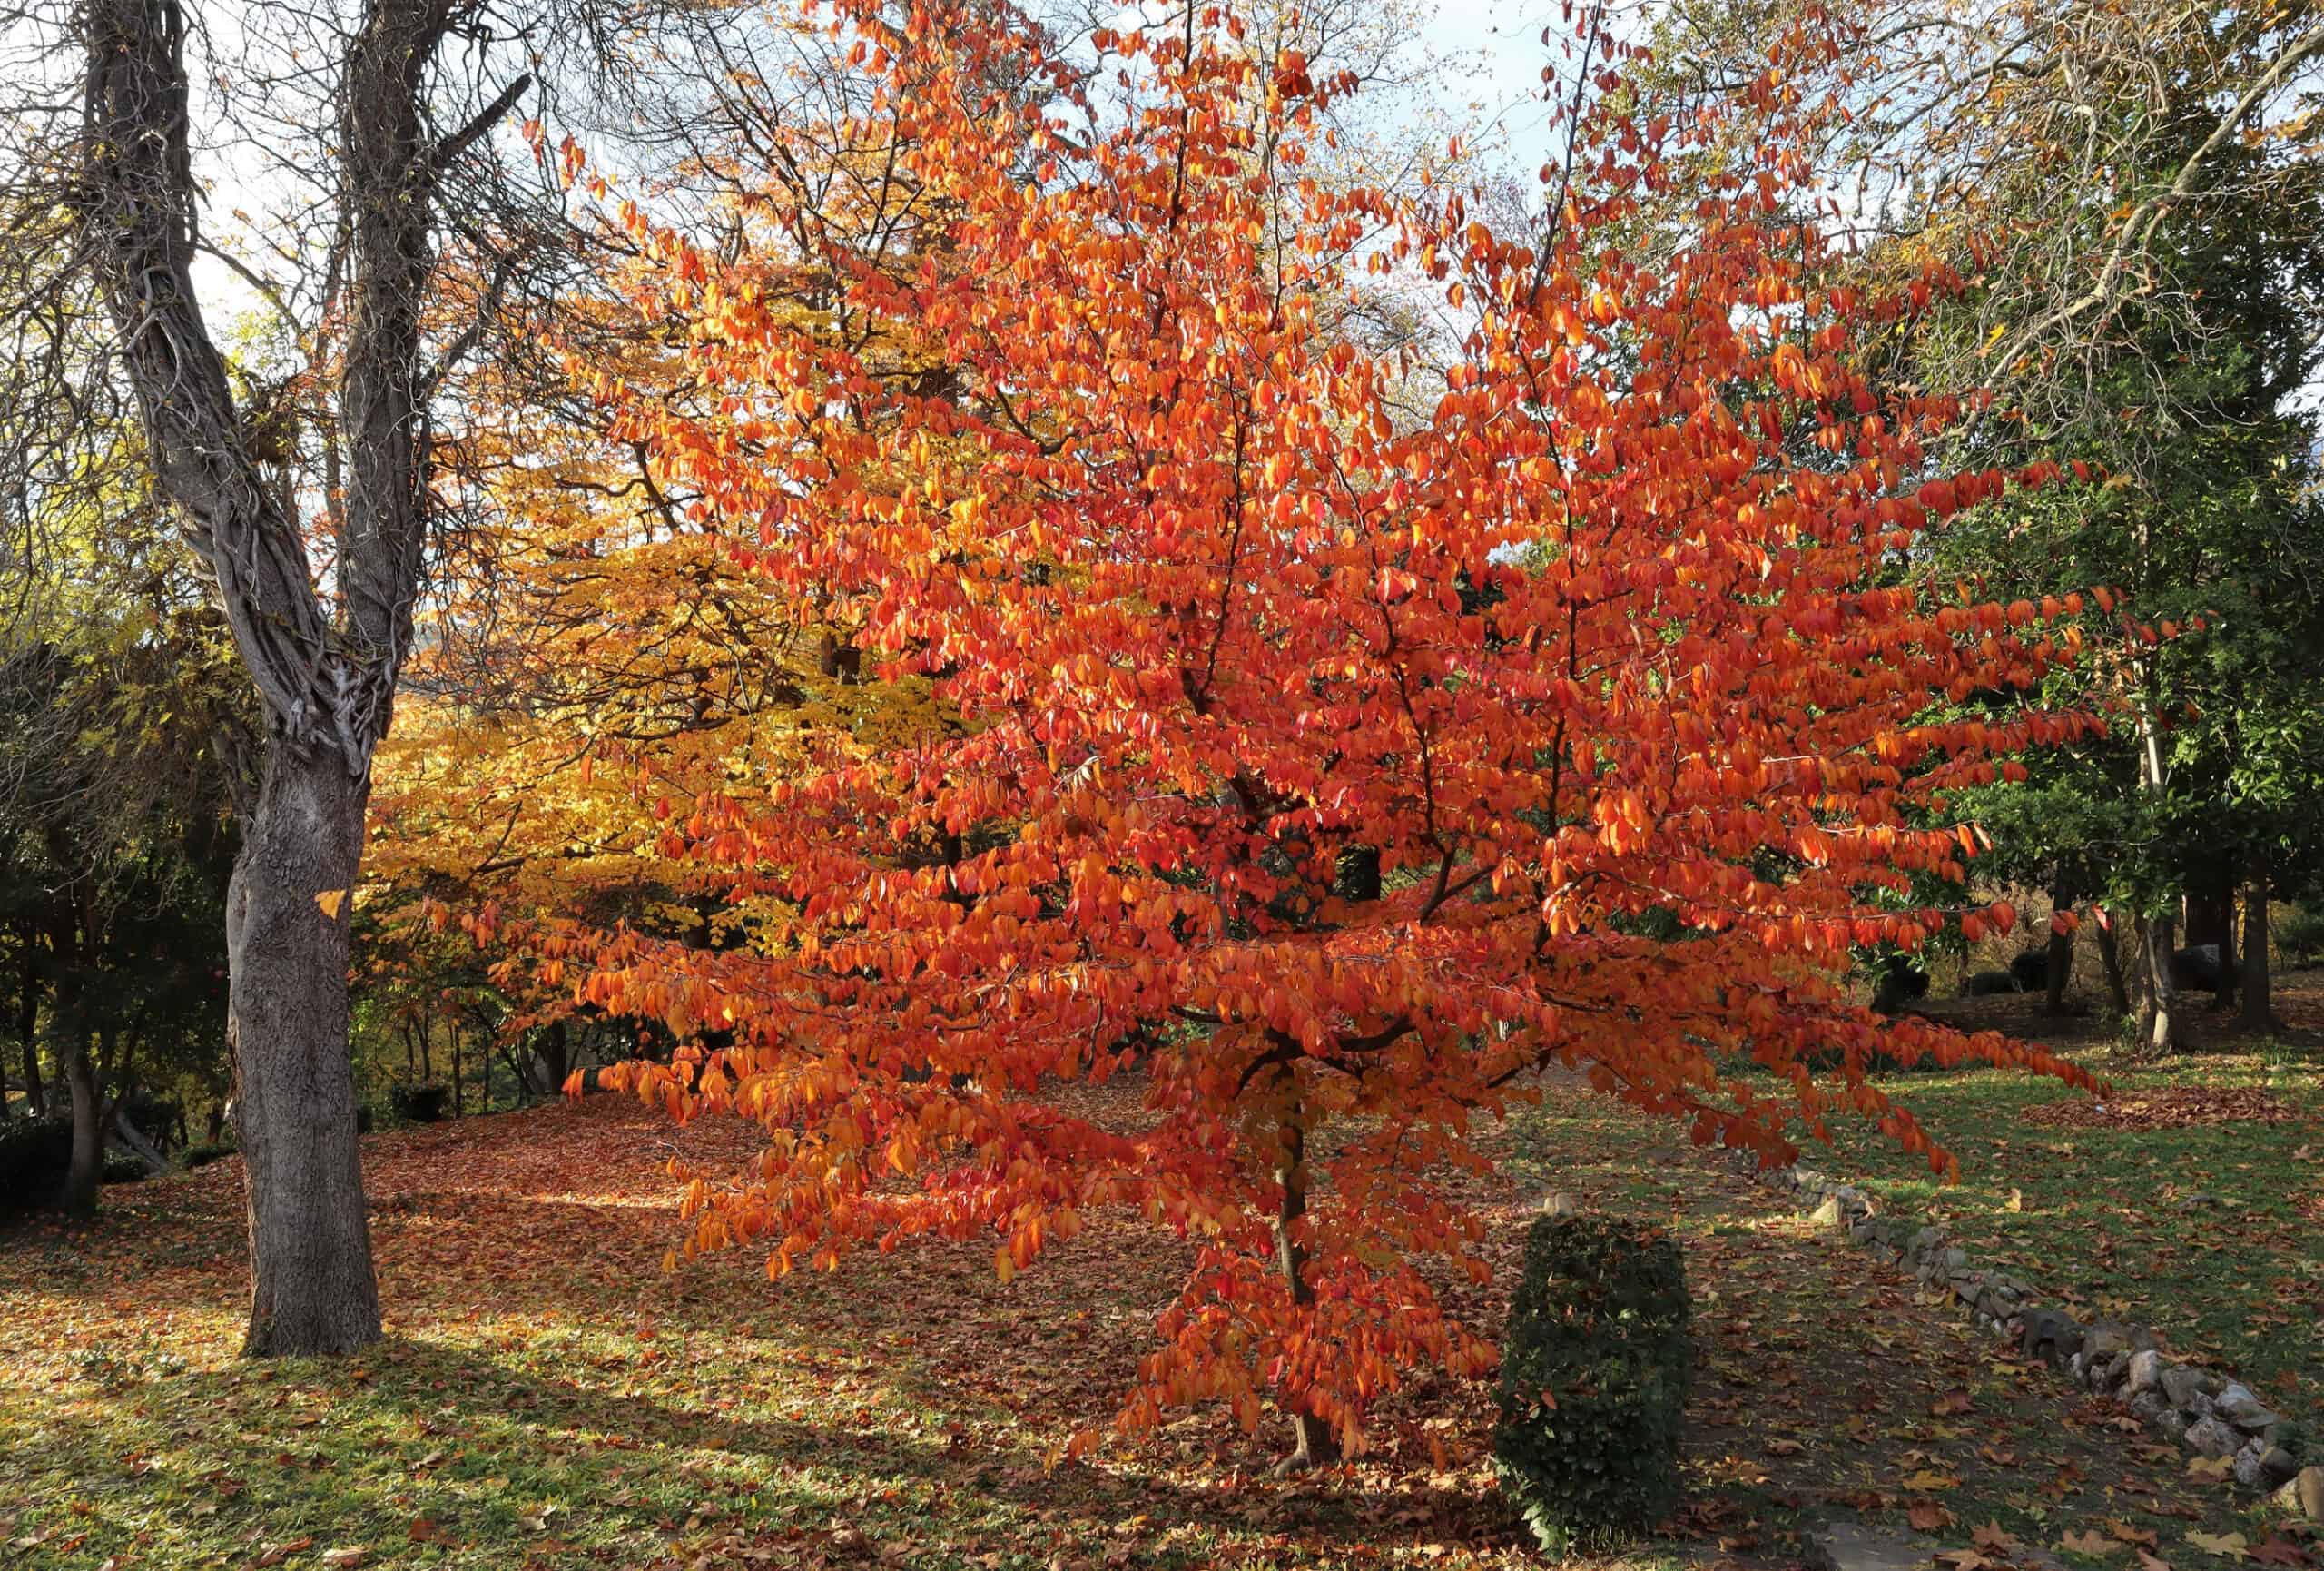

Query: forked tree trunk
<box><xmin>2240</xmin><ymin>851</ymin><xmax>2273</xmax><ymax>1033</ymax></box>
<box><xmin>229</xmin><ymin>753</ymin><xmax>381</xmax><ymax>1356</ymax></box>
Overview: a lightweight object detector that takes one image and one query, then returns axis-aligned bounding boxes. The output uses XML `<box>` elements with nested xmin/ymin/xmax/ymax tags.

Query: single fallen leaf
<box><xmin>1975</xmin><ymin>1526</ymin><xmax>2021</xmax><ymax>1553</ymax></box>
<box><xmin>1910</xmin><ymin>1500</ymin><xmax>1955</xmax><ymax>1531</ymax></box>
<box><xmin>1939</xmin><ymin>1554</ymin><xmax>1993</xmax><ymax>1571</ymax></box>
<box><xmin>255</xmin><ymin>1539</ymin><xmax>315</xmax><ymax>1567</ymax></box>
<box><xmin>1904</xmin><ymin>1470</ymin><xmax>1962</xmax><ymax>1492</ymax></box>
<box><xmin>2246</xmin><ymin>1541</ymin><xmax>2306</xmax><ymax>1570</ymax></box>
<box><xmin>2184</xmin><ymin>1534</ymin><xmax>2248</xmax><ymax>1562</ymax></box>
<box><xmin>320</xmin><ymin>1551</ymin><xmax>369</xmax><ymax>1570</ymax></box>
<box><xmin>2064</xmin><ymin>1530</ymin><xmax>2126</xmax><ymax>1557</ymax></box>
<box><xmin>1767</xmin><ymin>1438</ymin><xmax>1805</xmax><ymax>1456</ymax></box>
<box><xmin>1933</xmin><ymin>1389</ymin><xmax>1974</xmax><ymax>1416</ymax></box>
<box><xmin>406</xmin><ymin>1517</ymin><xmax>444</xmax><ymax>1546</ymax></box>
<box><xmin>2112</xmin><ymin>1522</ymin><xmax>2161</xmax><ymax>1548</ymax></box>
<box><xmin>2136</xmin><ymin>1552</ymin><xmax>2174</xmax><ymax>1571</ymax></box>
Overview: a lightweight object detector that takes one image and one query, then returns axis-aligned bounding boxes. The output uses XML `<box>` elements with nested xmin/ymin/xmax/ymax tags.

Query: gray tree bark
<box><xmin>74</xmin><ymin>0</ymin><xmax>525</xmax><ymax>1355</ymax></box>
<box><xmin>59</xmin><ymin>1031</ymin><xmax>101</xmax><ymax>1216</ymax></box>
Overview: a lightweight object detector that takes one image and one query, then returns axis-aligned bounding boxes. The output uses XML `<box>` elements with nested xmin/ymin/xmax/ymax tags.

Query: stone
<box><xmin>2257</xmin><ymin>1447</ymin><xmax>2300</xmax><ymax>1488</ymax></box>
<box><xmin>2214</xmin><ymin>1382</ymin><xmax>2280</xmax><ymax>1432</ymax></box>
<box><xmin>2126</xmin><ymin>1349</ymin><xmax>2164</xmax><ymax>1394</ymax></box>
<box><xmin>1943</xmin><ymin>1246</ymin><xmax>1970</xmax><ymax>1274</ymax></box>
<box><xmin>2128</xmin><ymin>1391</ymin><xmax>2171</xmax><ymax>1427</ymax></box>
<box><xmin>2020</xmin><ymin>1308</ymin><xmax>2082</xmax><ymax>1367</ymax></box>
<box><xmin>1915</xmin><ymin>1225</ymin><xmax>1945</xmax><ymax>1257</ymax></box>
<box><xmin>2151</xmin><ymin>1407</ymin><xmax>2190</xmax><ymax>1441</ymax></box>
<box><xmin>2159</xmin><ymin>1365</ymin><xmax>2205</xmax><ymax>1408</ymax></box>
<box><xmin>2184</xmin><ymin>1417</ymin><xmax>2240</xmax><ymax>1459</ymax></box>
<box><xmin>1806</xmin><ymin>1522</ymin><xmax>1928</xmax><ymax>1571</ymax></box>
<box><xmin>2085</xmin><ymin>1324</ymin><xmax>2132</xmax><ymax>1361</ymax></box>
<box><xmin>2234</xmin><ymin>1440</ymin><xmax>2270</xmax><ymax>1488</ymax></box>
<box><xmin>2270</xmin><ymin>1467</ymin><xmax>2324</xmax><ymax>1520</ymax></box>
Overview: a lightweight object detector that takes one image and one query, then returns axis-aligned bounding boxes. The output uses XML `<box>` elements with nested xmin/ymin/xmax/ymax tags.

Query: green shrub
<box><xmin>0</xmin><ymin>1116</ymin><xmax>73</xmax><ymax>1213</ymax></box>
<box><xmin>389</xmin><ymin>1083</ymin><xmax>451</xmax><ymax>1123</ymax></box>
<box><xmin>181</xmin><ymin>1141</ymin><xmax>237</xmax><ymax>1170</ymax></box>
<box><xmin>2280</xmin><ymin>905</ymin><xmax>2324</xmax><ymax>967</ymax></box>
<box><xmin>101</xmin><ymin>1152</ymin><xmax>152</xmax><ymax>1184</ymax></box>
<box><xmin>1492</xmin><ymin>1212</ymin><xmax>1693</xmax><ymax>1554</ymax></box>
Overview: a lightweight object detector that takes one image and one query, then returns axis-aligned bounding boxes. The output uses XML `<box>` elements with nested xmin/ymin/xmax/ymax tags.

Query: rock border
<box><xmin>1728</xmin><ymin>1151</ymin><xmax>2324</xmax><ymax>1519</ymax></box>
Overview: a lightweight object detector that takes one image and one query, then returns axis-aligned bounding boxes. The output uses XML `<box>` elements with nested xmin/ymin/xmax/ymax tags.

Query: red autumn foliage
<box><xmin>468</xmin><ymin>0</ymin><xmax>2096</xmax><ymax>1455</ymax></box>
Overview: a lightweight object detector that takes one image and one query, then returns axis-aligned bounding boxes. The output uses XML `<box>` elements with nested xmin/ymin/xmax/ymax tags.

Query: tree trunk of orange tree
<box><xmin>2240</xmin><ymin>850</ymin><xmax>2273</xmax><ymax>1033</ymax></box>
<box><xmin>1272</xmin><ymin>1106</ymin><xmax>1338</xmax><ymax>1469</ymax></box>
<box><xmin>228</xmin><ymin>750</ymin><xmax>381</xmax><ymax>1356</ymax></box>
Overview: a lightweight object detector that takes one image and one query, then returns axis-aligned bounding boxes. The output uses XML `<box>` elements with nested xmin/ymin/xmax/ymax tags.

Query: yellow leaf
<box><xmin>316</xmin><ymin>888</ymin><xmax>348</xmax><ymax>919</ymax></box>
<box><xmin>1903</xmin><ymin>1470</ymin><xmax>1961</xmax><ymax>1491</ymax></box>
<box><xmin>2063</xmin><ymin>1530</ymin><xmax>2124</xmax><ymax>1557</ymax></box>
<box><xmin>2183</xmin><ymin>1534</ymin><xmax>2246</xmax><ymax>1561</ymax></box>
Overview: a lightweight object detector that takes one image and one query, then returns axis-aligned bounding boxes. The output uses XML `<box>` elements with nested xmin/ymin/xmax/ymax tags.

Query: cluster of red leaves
<box><xmin>467</xmin><ymin>0</ymin><xmax>2098</xmax><ymax>1453</ymax></box>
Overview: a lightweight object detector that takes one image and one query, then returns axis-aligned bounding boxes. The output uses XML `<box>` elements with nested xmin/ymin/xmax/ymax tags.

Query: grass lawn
<box><xmin>2</xmin><ymin>1063</ymin><xmax>2312</xmax><ymax>1571</ymax></box>
<box><xmin>1806</xmin><ymin>968</ymin><xmax>2324</xmax><ymax>1438</ymax></box>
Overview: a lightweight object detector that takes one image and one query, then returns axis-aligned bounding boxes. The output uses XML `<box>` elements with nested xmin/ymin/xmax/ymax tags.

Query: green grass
<box><xmin>1805</xmin><ymin>1040</ymin><xmax>2324</xmax><ymax>1430</ymax></box>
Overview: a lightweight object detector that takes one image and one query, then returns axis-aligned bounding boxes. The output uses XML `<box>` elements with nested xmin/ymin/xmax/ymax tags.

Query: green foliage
<box><xmin>100</xmin><ymin>1152</ymin><xmax>150</xmax><ymax>1184</ymax></box>
<box><xmin>0</xmin><ymin>1116</ymin><xmax>72</xmax><ymax>1214</ymax></box>
<box><xmin>2279</xmin><ymin>906</ymin><xmax>2324</xmax><ymax>967</ymax></box>
<box><xmin>389</xmin><ymin>1082</ymin><xmax>452</xmax><ymax>1124</ymax></box>
<box><xmin>1492</xmin><ymin>1212</ymin><xmax>1693</xmax><ymax>1552</ymax></box>
<box><xmin>180</xmin><ymin>1141</ymin><xmax>237</xmax><ymax>1170</ymax></box>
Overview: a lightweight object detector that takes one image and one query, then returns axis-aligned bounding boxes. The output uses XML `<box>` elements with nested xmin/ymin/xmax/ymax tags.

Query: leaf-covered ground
<box><xmin>4</xmin><ymin>1061</ymin><xmax>2317</xmax><ymax>1571</ymax></box>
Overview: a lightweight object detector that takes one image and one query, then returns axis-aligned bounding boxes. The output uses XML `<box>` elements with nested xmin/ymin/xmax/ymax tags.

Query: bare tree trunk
<box><xmin>2094</xmin><ymin>908</ymin><xmax>2132</xmax><ymax>1015</ymax></box>
<box><xmin>15</xmin><ymin>923</ymin><xmax>42</xmax><ymax>1119</ymax></box>
<box><xmin>1272</xmin><ymin>1106</ymin><xmax>1337</xmax><ymax>1470</ymax></box>
<box><xmin>2240</xmin><ymin>850</ymin><xmax>2273</xmax><ymax>1032</ymax></box>
<box><xmin>60</xmin><ymin>1030</ymin><xmax>101</xmax><ymax>1216</ymax></box>
<box><xmin>2138</xmin><ymin>910</ymin><xmax>2183</xmax><ymax>1055</ymax></box>
<box><xmin>2043</xmin><ymin>865</ymin><xmax>2075</xmax><ymax>1014</ymax></box>
<box><xmin>227</xmin><ymin>755</ymin><xmax>380</xmax><ymax>1355</ymax></box>
<box><xmin>74</xmin><ymin>0</ymin><xmax>526</xmax><ymax>1357</ymax></box>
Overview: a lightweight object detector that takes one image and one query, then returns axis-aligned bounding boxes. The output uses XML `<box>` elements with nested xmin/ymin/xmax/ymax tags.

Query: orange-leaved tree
<box><xmin>485</xmin><ymin>0</ymin><xmax>2097</xmax><ymax>1462</ymax></box>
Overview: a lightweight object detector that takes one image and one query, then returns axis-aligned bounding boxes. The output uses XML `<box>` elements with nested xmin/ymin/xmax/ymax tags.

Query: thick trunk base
<box><xmin>231</xmin><ymin>755</ymin><xmax>381</xmax><ymax>1358</ymax></box>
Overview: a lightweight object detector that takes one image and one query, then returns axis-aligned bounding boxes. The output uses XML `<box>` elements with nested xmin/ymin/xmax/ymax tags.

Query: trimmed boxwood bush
<box><xmin>0</xmin><ymin>1116</ymin><xmax>73</xmax><ymax>1213</ymax></box>
<box><xmin>1492</xmin><ymin>1211</ymin><xmax>1692</xmax><ymax>1553</ymax></box>
<box><xmin>389</xmin><ymin>1082</ymin><xmax>452</xmax><ymax>1123</ymax></box>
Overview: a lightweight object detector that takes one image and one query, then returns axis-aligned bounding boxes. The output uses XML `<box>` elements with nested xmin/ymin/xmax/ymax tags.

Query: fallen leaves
<box><xmin>2185</xmin><ymin>1532</ymin><xmax>2250</xmax><ymax>1561</ymax></box>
